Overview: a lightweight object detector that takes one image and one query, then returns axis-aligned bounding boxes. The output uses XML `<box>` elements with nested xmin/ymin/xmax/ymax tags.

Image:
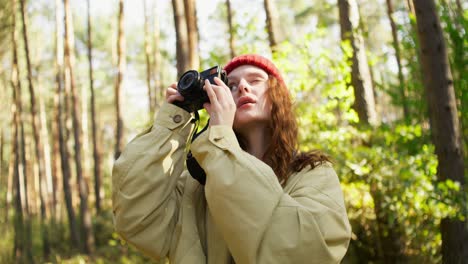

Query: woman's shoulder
<box><xmin>284</xmin><ymin>162</ymin><xmax>346</xmax><ymax>209</ymax></box>
<box><xmin>285</xmin><ymin>162</ymin><xmax>337</xmax><ymax>188</ymax></box>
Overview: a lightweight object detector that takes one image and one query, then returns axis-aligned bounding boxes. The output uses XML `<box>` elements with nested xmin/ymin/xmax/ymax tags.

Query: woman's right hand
<box><xmin>166</xmin><ymin>83</ymin><xmax>185</xmax><ymax>103</ymax></box>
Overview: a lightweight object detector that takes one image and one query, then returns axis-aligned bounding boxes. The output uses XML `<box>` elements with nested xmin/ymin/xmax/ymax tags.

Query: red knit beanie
<box><xmin>224</xmin><ymin>54</ymin><xmax>285</xmax><ymax>86</ymax></box>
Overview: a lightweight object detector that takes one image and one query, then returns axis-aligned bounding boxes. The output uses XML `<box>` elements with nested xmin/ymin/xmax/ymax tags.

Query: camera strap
<box><xmin>187</xmin><ymin>111</ymin><xmax>208</xmax><ymax>185</ymax></box>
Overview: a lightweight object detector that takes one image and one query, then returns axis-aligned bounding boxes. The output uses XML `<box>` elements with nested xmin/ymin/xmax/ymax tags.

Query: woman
<box><xmin>112</xmin><ymin>54</ymin><xmax>351</xmax><ymax>263</ymax></box>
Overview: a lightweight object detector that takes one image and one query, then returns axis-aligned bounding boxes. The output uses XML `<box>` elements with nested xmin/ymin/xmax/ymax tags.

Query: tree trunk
<box><xmin>56</xmin><ymin>0</ymin><xmax>81</xmax><ymax>243</ymax></box>
<box><xmin>56</xmin><ymin>0</ymin><xmax>79</xmax><ymax>248</ymax></box>
<box><xmin>7</xmin><ymin>109</ymin><xmax>14</xmax><ymax>225</ymax></box>
<box><xmin>63</xmin><ymin>0</ymin><xmax>95</xmax><ymax>253</ymax></box>
<box><xmin>57</xmin><ymin>61</ymin><xmax>81</xmax><ymax>248</ymax></box>
<box><xmin>11</xmin><ymin>107</ymin><xmax>25</xmax><ymax>263</ymax></box>
<box><xmin>406</xmin><ymin>0</ymin><xmax>415</xmax><ymax>14</ymax></box>
<box><xmin>10</xmin><ymin>28</ymin><xmax>24</xmax><ymax>261</ymax></box>
<box><xmin>264</xmin><ymin>0</ymin><xmax>283</xmax><ymax>53</ymax></box>
<box><xmin>114</xmin><ymin>0</ymin><xmax>125</xmax><ymax>160</ymax></box>
<box><xmin>183</xmin><ymin>0</ymin><xmax>199</xmax><ymax>70</ymax></box>
<box><xmin>87</xmin><ymin>0</ymin><xmax>102</xmax><ymax>214</ymax></box>
<box><xmin>412</xmin><ymin>1</ymin><xmax>468</xmax><ymax>263</ymax></box>
<box><xmin>172</xmin><ymin>0</ymin><xmax>190</xmax><ymax>77</ymax></box>
<box><xmin>385</xmin><ymin>0</ymin><xmax>409</xmax><ymax>122</ymax></box>
<box><xmin>19</xmin><ymin>0</ymin><xmax>50</xmax><ymax>257</ymax></box>
<box><xmin>38</xmin><ymin>77</ymin><xmax>53</xmax><ymax>259</ymax></box>
<box><xmin>39</xmin><ymin>86</ymin><xmax>53</xmax><ymax>221</ymax></box>
<box><xmin>153</xmin><ymin>9</ymin><xmax>161</xmax><ymax>107</ymax></box>
<box><xmin>455</xmin><ymin>0</ymin><xmax>463</xmax><ymax>21</ymax></box>
<box><xmin>143</xmin><ymin>0</ymin><xmax>154</xmax><ymax>116</ymax></box>
<box><xmin>0</xmin><ymin>128</ymin><xmax>3</xmax><ymax>190</ymax></box>
<box><xmin>51</xmin><ymin>0</ymin><xmax>62</xmax><ymax>222</ymax></box>
<box><xmin>81</xmin><ymin>63</ymin><xmax>91</xmax><ymax>215</ymax></box>
<box><xmin>338</xmin><ymin>0</ymin><xmax>378</xmax><ymax>126</ymax></box>
<box><xmin>153</xmin><ymin>2</ymin><xmax>162</xmax><ymax>108</ymax></box>
<box><xmin>10</xmin><ymin>1</ymin><xmax>33</xmax><ymax>260</ymax></box>
<box><xmin>226</xmin><ymin>0</ymin><xmax>236</xmax><ymax>58</ymax></box>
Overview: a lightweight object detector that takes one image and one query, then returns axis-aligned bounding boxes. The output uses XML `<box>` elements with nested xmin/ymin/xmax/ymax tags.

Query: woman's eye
<box><xmin>228</xmin><ymin>84</ymin><xmax>238</xmax><ymax>91</ymax></box>
<box><xmin>250</xmin><ymin>79</ymin><xmax>262</xmax><ymax>85</ymax></box>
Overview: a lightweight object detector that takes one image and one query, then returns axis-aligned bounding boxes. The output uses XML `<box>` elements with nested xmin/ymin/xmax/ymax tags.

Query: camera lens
<box><xmin>178</xmin><ymin>70</ymin><xmax>199</xmax><ymax>94</ymax></box>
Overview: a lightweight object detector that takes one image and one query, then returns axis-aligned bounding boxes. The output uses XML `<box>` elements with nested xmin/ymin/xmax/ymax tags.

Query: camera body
<box><xmin>175</xmin><ymin>65</ymin><xmax>228</xmax><ymax>112</ymax></box>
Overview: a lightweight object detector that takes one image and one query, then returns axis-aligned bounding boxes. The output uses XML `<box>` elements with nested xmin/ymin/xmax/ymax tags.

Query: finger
<box><xmin>204</xmin><ymin>79</ymin><xmax>219</xmax><ymax>105</ymax></box>
<box><xmin>213</xmin><ymin>77</ymin><xmax>234</xmax><ymax>101</ymax></box>
<box><xmin>167</xmin><ymin>94</ymin><xmax>184</xmax><ymax>103</ymax></box>
<box><xmin>203</xmin><ymin>102</ymin><xmax>212</xmax><ymax>113</ymax></box>
<box><xmin>214</xmin><ymin>77</ymin><xmax>229</xmax><ymax>91</ymax></box>
<box><xmin>213</xmin><ymin>77</ymin><xmax>235</xmax><ymax>105</ymax></box>
<box><xmin>166</xmin><ymin>87</ymin><xmax>178</xmax><ymax>95</ymax></box>
<box><xmin>166</xmin><ymin>87</ymin><xmax>179</xmax><ymax>99</ymax></box>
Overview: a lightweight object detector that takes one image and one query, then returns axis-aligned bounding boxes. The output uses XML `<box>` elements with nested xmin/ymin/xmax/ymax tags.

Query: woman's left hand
<box><xmin>203</xmin><ymin>77</ymin><xmax>236</xmax><ymax>127</ymax></box>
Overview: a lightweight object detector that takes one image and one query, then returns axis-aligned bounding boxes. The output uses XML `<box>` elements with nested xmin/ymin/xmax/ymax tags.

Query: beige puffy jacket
<box><xmin>112</xmin><ymin>103</ymin><xmax>351</xmax><ymax>264</ymax></box>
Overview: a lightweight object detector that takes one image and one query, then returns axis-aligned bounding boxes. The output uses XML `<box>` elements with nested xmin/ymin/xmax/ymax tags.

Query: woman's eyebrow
<box><xmin>246</xmin><ymin>72</ymin><xmax>267</xmax><ymax>78</ymax></box>
<box><xmin>228</xmin><ymin>71</ymin><xmax>267</xmax><ymax>83</ymax></box>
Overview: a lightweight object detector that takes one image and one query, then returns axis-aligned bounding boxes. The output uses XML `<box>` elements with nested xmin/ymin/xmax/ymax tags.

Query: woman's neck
<box><xmin>238</xmin><ymin>125</ymin><xmax>271</xmax><ymax>161</ymax></box>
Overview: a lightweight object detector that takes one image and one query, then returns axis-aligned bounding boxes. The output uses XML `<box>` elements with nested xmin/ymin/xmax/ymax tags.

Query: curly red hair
<box><xmin>263</xmin><ymin>76</ymin><xmax>331</xmax><ymax>185</ymax></box>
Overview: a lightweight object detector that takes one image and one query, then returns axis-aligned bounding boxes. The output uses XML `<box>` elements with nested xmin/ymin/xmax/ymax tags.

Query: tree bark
<box><xmin>338</xmin><ymin>0</ymin><xmax>378</xmax><ymax>126</ymax></box>
<box><xmin>86</xmin><ymin>0</ymin><xmax>102</xmax><ymax>214</ymax></box>
<box><xmin>385</xmin><ymin>0</ymin><xmax>409</xmax><ymax>122</ymax></box>
<box><xmin>0</xmin><ymin>128</ymin><xmax>3</xmax><ymax>191</ymax></box>
<box><xmin>10</xmin><ymin>1</ymin><xmax>33</xmax><ymax>260</ymax></box>
<box><xmin>51</xmin><ymin>0</ymin><xmax>62</xmax><ymax>222</ymax></box>
<box><xmin>226</xmin><ymin>0</ymin><xmax>236</xmax><ymax>58</ymax></box>
<box><xmin>7</xmin><ymin>108</ymin><xmax>14</xmax><ymax>225</ymax></box>
<box><xmin>412</xmin><ymin>1</ymin><xmax>468</xmax><ymax>263</ymax></box>
<box><xmin>63</xmin><ymin>0</ymin><xmax>95</xmax><ymax>253</ymax></box>
<box><xmin>39</xmin><ymin>85</ymin><xmax>53</xmax><ymax>221</ymax></box>
<box><xmin>19</xmin><ymin>0</ymin><xmax>50</xmax><ymax>257</ymax></box>
<box><xmin>455</xmin><ymin>0</ymin><xmax>463</xmax><ymax>21</ymax></box>
<box><xmin>143</xmin><ymin>0</ymin><xmax>154</xmax><ymax>116</ymax></box>
<box><xmin>153</xmin><ymin>2</ymin><xmax>162</xmax><ymax>109</ymax></box>
<box><xmin>264</xmin><ymin>0</ymin><xmax>283</xmax><ymax>53</ymax></box>
<box><xmin>10</xmin><ymin>24</ymin><xmax>24</xmax><ymax>261</ymax></box>
<box><xmin>11</xmin><ymin>100</ymin><xmax>26</xmax><ymax>263</ymax></box>
<box><xmin>57</xmin><ymin>55</ymin><xmax>81</xmax><ymax>249</ymax></box>
<box><xmin>114</xmin><ymin>0</ymin><xmax>125</xmax><ymax>160</ymax></box>
<box><xmin>172</xmin><ymin>0</ymin><xmax>190</xmax><ymax>77</ymax></box>
<box><xmin>56</xmin><ymin>0</ymin><xmax>79</xmax><ymax>248</ymax></box>
<box><xmin>183</xmin><ymin>0</ymin><xmax>199</xmax><ymax>70</ymax></box>
<box><xmin>406</xmin><ymin>0</ymin><xmax>415</xmax><ymax>14</ymax></box>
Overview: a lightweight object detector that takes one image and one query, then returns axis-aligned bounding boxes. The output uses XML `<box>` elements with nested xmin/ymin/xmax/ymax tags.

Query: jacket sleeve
<box><xmin>190</xmin><ymin>125</ymin><xmax>351</xmax><ymax>264</ymax></box>
<box><xmin>112</xmin><ymin>103</ymin><xmax>195</xmax><ymax>260</ymax></box>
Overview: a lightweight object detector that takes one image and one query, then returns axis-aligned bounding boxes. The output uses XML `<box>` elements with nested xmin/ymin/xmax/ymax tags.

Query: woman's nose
<box><xmin>238</xmin><ymin>79</ymin><xmax>250</xmax><ymax>94</ymax></box>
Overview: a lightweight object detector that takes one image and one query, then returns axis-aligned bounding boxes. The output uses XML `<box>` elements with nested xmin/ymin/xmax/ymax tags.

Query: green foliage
<box><xmin>388</xmin><ymin>10</ymin><xmax>428</xmax><ymax>125</ymax></box>
<box><xmin>0</xmin><ymin>209</ymin><xmax>161</xmax><ymax>263</ymax></box>
<box><xmin>272</xmin><ymin>31</ymin><xmax>465</xmax><ymax>262</ymax></box>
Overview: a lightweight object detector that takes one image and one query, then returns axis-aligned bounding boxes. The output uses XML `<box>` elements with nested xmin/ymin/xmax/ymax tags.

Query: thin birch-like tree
<box><xmin>172</xmin><ymin>0</ymin><xmax>190</xmax><ymax>77</ymax></box>
<box><xmin>385</xmin><ymin>0</ymin><xmax>409</xmax><ymax>121</ymax></box>
<box><xmin>183</xmin><ymin>0</ymin><xmax>199</xmax><ymax>70</ymax></box>
<box><xmin>63</xmin><ymin>0</ymin><xmax>95</xmax><ymax>253</ymax></box>
<box><xmin>86</xmin><ymin>0</ymin><xmax>102</xmax><ymax>214</ymax></box>
<box><xmin>226</xmin><ymin>0</ymin><xmax>236</xmax><ymax>58</ymax></box>
<box><xmin>114</xmin><ymin>0</ymin><xmax>125</xmax><ymax>160</ymax></box>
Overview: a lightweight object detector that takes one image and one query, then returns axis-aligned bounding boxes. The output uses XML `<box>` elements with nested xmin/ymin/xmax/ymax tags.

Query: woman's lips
<box><xmin>237</xmin><ymin>96</ymin><xmax>256</xmax><ymax>108</ymax></box>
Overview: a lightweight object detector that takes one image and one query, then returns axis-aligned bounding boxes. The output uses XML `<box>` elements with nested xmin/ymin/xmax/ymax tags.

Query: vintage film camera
<box><xmin>175</xmin><ymin>66</ymin><xmax>228</xmax><ymax>112</ymax></box>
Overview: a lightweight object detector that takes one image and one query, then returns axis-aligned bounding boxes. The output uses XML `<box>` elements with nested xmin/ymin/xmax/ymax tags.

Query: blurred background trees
<box><xmin>0</xmin><ymin>0</ymin><xmax>466</xmax><ymax>263</ymax></box>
